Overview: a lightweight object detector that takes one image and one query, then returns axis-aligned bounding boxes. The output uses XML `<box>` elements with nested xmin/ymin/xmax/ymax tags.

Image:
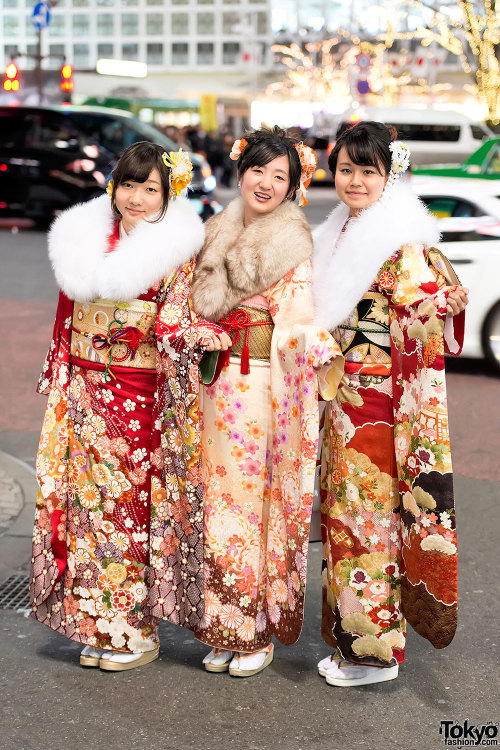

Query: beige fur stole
<box><xmin>192</xmin><ymin>197</ymin><xmax>312</xmax><ymax>321</ymax></box>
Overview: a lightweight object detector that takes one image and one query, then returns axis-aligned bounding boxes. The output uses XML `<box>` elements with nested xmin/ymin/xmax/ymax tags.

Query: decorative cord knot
<box><xmin>92</xmin><ymin>320</ymin><xmax>144</xmax><ymax>382</ymax></box>
<box><xmin>218</xmin><ymin>308</ymin><xmax>273</xmax><ymax>374</ymax></box>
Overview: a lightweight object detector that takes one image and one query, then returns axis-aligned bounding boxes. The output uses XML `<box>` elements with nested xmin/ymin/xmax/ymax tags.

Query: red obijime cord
<box><xmin>217</xmin><ymin>308</ymin><xmax>272</xmax><ymax>375</ymax></box>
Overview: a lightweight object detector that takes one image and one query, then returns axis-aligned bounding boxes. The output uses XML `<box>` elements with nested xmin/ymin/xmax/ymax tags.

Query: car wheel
<box><xmin>481</xmin><ymin>301</ymin><xmax>500</xmax><ymax>374</ymax></box>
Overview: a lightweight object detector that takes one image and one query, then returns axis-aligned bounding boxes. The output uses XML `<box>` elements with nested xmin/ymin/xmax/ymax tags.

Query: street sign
<box><xmin>32</xmin><ymin>2</ymin><xmax>51</xmax><ymax>31</ymax></box>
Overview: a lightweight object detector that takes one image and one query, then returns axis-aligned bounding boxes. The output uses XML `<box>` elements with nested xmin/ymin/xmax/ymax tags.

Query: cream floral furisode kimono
<box><xmin>30</xmin><ymin>194</ymin><xmax>209</xmax><ymax>653</ymax></box>
<box><xmin>191</xmin><ymin>198</ymin><xmax>343</xmax><ymax>653</ymax></box>
<box><xmin>314</xmin><ymin>184</ymin><xmax>464</xmax><ymax>669</ymax></box>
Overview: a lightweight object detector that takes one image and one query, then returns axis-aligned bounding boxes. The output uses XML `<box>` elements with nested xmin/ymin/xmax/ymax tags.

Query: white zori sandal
<box><xmin>228</xmin><ymin>644</ymin><xmax>274</xmax><ymax>678</ymax></box>
<box><xmin>317</xmin><ymin>649</ymin><xmax>343</xmax><ymax>677</ymax></box>
<box><xmin>324</xmin><ymin>656</ymin><xmax>399</xmax><ymax>687</ymax></box>
<box><xmin>98</xmin><ymin>647</ymin><xmax>160</xmax><ymax>672</ymax></box>
<box><xmin>80</xmin><ymin>646</ymin><xmax>108</xmax><ymax>667</ymax></box>
<box><xmin>203</xmin><ymin>648</ymin><xmax>234</xmax><ymax>673</ymax></box>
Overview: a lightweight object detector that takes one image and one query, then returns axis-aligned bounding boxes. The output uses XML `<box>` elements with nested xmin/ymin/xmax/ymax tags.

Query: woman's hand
<box><xmin>446</xmin><ymin>286</ymin><xmax>469</xmax><ymax>317</ymax></box>
<box><xmin>205</xmin><ymin>331</ymin><xmax>232</xmax><ymax>351</ymax></box>
<box><xmin>198</xmin><ymin>325</ymin><xmax>232</xmax><ymax>351</ymax></box>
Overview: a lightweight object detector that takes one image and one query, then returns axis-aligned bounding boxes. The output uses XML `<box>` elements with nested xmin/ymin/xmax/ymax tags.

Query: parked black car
<box><xmin>0</xmin><ymin>104</ymin><xmax>219</xmax><ymax>227</ymax></box>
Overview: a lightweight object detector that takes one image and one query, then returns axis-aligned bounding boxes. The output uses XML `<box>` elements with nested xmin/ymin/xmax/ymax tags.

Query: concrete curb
<box><xmin>0</xmin><ymin>450</ymin><xmax>37</xmax><ymax>584</ymax></box>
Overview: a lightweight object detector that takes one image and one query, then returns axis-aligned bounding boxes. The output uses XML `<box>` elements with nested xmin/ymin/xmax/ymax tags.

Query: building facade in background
<box><xmin>1</xmin><ymin>0</ymin><xmax>272</xmax><ymax>71</ymax></box>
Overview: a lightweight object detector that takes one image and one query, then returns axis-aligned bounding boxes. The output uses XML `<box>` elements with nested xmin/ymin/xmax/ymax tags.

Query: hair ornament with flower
<box><xmin>228</xmin><ymin>136</ymin><xmax>317</xmax><ymax>206</ymax></box>
<box><xmin>294</xmin><ymin>142</ymin><xmax>317</xmax><ymax>206</ymax></box>
<box><xmin>380</xmin><ymin>141</ymin><xmax>411</xmax><ymax>202</ymax></box>
<box><xmin>162</xmin><ymin>148</ymin><xmax>193</xmax><ymax>197</ymax></box>
<box><xmin>106</xmin><ymin>179</ymin><xmax>114</xmax><ymax>198</ymax></box>
<box><xmin>229</xmin><ymin>138</ymin><xmax>248</xmax><ymax>161</ymax></box>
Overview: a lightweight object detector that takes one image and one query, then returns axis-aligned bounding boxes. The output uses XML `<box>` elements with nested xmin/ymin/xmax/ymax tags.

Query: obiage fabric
<box><xmin>30</xmin><ymin>250</ymin><xmax>206</xmax><ymax>652</ymax></box>
<box><xmin>194</xmin><ymin>260</ymin><xmax>342</xmax><ymax>652</ymax></box>
<box><xmin>321</xmin><ymin>243</ymin><xmax>463</xmax><ymax>668</ymax></box>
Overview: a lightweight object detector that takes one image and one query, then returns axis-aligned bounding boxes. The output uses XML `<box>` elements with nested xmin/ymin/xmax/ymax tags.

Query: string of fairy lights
<box><xmin>269</xmin><ymin>0</ymin><xmax>500</xmax><ymax>123</ymax></box>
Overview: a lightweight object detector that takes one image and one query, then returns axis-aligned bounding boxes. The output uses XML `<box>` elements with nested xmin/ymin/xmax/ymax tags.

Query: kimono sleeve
<box><xmin>385</xmin><ymin>243</ymin><xmax>464</xmax><ymax>355</ymax></box>
<box><xmin>382</xmin><ymin>243</ymin><xmax>458</xmax><ymax>650</ymax></box>
<box><xmin>155</xmin><ymin>258</ymin><xmax>214</xmax><ymax>358</ymax></box>
<box><xmin>37</xmin><ymin>290</ymin><xmax>73</xmax><ymax>396</ymax></box>
<box><xmin>266</xmin><ymin>259</ymin><xmax>344</xmax><ymax>398</ymax></box>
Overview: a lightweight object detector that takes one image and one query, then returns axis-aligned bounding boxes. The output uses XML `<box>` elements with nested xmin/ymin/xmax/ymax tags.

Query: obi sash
<box><xmin>71</xmin><ymin>297</ymin><xmax>157</xmax><ymax>373</ymax></box>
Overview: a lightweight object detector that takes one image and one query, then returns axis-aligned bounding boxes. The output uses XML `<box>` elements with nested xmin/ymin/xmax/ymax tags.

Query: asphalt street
<box><xmin>0</xmin><ymin>186</ymin><xmax>499</xmax><ymax>750</ymax></box>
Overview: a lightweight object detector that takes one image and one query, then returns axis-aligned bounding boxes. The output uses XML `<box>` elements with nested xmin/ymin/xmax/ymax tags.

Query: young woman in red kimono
<box><xmin>30</xmin><ymin>141</ymin><xmax>229</xmax><ymax>671</ymax></box>
<box><xmin>313</xmin><ymin>122</ymin><xmax>468</xmax><ymax>686</ymax></box>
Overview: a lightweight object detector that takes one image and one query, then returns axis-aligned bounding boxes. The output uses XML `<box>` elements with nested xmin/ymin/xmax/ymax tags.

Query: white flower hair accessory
<box><xmin>162</xmin><ymin>148</ymin><xmax>193</xmax><ymax>197</ymax></box>
<box><xmin>381</xmin><ymin>141</ymin><xmax>411</xmax><ymax>200</ymax></box>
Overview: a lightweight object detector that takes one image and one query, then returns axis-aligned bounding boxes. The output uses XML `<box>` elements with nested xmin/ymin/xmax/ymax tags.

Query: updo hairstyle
<box><xmin>237</xmin><ymin>126</ymin><xmax>302</xmax><ymax>201</ymax></box>
<box><xmin>110</xmin><ymin>141</ymin><xmax>171</xmax><ymax>222</ymax></box>
<box><xmin>328</xmin><ymin>121</ymin><xmax>398</xmax><ymax>181</ymax></box>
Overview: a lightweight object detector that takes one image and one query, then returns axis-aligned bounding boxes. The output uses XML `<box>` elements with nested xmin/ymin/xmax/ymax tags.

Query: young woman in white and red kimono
<box><xmin>313</xmin><ymin>122</ymin><xmax>468</xmax><ymax>687</ymax></box>
<box><xmin>30</xmin><ymin>141</ymin><xmax>228</xmax><ymax>671</ymax></box>
<box><xmin>190</xmin><ymin>127</ymin><xmax>343</xmax><ymax>678</ymax></box>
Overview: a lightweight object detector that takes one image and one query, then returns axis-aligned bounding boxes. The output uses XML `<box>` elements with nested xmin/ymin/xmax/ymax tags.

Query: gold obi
<box><xmin>222</xmin><ymin>305</ymin><xmax>274</xmax><ymax>361</ymax></box>
<box><xmin>71</xmin><ymin>297</ymin><xmax>157</xmax><ymax>371</ymax></box>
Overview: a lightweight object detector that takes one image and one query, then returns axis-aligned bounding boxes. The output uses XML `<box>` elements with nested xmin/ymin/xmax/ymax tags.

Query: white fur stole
<box><xmin>313</xmin><ymin>184</ymin><xmax>440</xmax><ymax>331</ymax></box>
<box><xmin>48</xmin><ymin>194</ymin><xmax>205</xmax><ymax>301</ymax></box>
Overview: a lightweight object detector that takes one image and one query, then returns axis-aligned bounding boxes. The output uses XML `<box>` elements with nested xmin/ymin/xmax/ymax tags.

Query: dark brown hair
<box><xmin>110</xmin><ymin>141</ymin><xmax>170</xmax><ymax>222</ymax></box>
<box><xmin>237</xmin><ymin>126</ymin><xmax>302</xmax><ymax>201</ymax></box>
<box><xmin>328</xmin><ymin>121</ymin><xmax>398</xmax><ymax>180</ymax></box>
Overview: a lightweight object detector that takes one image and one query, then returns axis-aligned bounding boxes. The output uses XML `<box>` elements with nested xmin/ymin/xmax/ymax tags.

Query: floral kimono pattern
<box><xmin>321</xmin><ymin>243</ymin><xmax>462</xmax><ymax>668</ymax></box>
<box><xmin>30</xmin><ymin>259</ymin><xmax>206</xmax><ymax>652</ymax></box>
<box><xmin>194</xmin><ymin>260</ymin><xmax>342</xmax><ymax>652</ymax></box>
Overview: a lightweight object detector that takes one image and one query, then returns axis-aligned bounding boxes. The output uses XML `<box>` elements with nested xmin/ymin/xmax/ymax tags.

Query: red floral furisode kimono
<box><xmin>30</xmin><ymin>194</ymin><xmax>208</xmax><ymax>653</ymax></box>
<box><xmin>313</xmin><ymin>185</ymin><xmax>464</xmax><ymax>669</ymax></box>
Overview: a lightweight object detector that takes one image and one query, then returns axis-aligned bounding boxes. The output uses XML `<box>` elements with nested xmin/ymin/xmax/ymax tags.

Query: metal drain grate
<box><xmin>0</xmin><ymin>574</ymin><xmax>30</xmax><ymax>612</ymax></box>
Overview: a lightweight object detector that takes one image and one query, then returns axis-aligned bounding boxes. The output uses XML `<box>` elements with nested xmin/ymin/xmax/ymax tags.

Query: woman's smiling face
<box><xmin>335</xmin><ymin>146</ymin><xmax>388</xmax><ymax>216</ymax></box>
<box><xmin>239</xmin><ymin>154</ymin><xmax>291</xmax><ymax>225</ymax></box>
<box><xmin>114</xmin><ymin>167</ymin><xmax>164</xmax><ymax>233</ymax></box>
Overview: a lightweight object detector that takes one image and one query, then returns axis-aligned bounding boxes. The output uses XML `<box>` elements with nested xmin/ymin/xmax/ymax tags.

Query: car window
<box><xmin>470</xmin><ymin>124</ymin><xmax>489</xmax><ymax>140</ymax></box>
<box><xmin>419</xmin><ymin>195</ymin><xmax>486</xmax><ymax>219</ymax></box>
<box><xmin>420</xmin><ymin>195</ymin><xmax>500</xmax><ymax>241</ymax></box>
<box><xmin>0</xmin><ymin>111</ymin><xmax>34</xmax><ymax>149</ymax></box>
<box><xmin>483</xmin><ymin>142</ymin><xmax>500</xmax><ymax>176</ymax></box>
<box><xmin>386</xmin><ymin>123</ymin><xmax>461</xmax><ymax>142</ymax></box>
<box><xmin>17</xmin><ymin>112</ymin><xmax>81</xmax><ymax>152</ymax></box>
<box><xmin>68</xmin><ymin>113</ymin><xmax>177</xmax><ymax>156</ymax></box>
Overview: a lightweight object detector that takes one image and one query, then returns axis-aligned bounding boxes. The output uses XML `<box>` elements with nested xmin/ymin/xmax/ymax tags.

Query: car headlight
<box><xmin>204</xmin><ymin>175</ymin><xmax>216</xmax><ymax>192</ymax></box>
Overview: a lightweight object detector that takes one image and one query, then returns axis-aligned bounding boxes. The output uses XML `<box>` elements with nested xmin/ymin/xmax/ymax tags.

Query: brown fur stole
<box><xmin>191</xmin><ymin>197</ymin><xmax>312</xmax><ymax>321</ymax></box>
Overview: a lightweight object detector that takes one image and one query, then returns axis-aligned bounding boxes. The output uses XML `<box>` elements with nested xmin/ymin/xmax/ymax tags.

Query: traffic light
<box><xmin>3</xmin><ymin>62</ymin><xmax>20</xmax><ymax>92</ymax></box>
<box><xmin>60</xmin><ymin>64</ymin><xmax>74</xmax><ymax>92</ymax></box>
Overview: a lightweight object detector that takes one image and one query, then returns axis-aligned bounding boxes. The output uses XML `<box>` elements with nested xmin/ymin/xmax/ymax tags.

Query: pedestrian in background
<box><xmin>30</xmin><ymin>141</ymin><xmax>229</xmax><ymax>671</ymax></box>
<box><xmin>313</xmin><ymin>121</ymin><xmax>468</xmax><ymax>686</ymax></box>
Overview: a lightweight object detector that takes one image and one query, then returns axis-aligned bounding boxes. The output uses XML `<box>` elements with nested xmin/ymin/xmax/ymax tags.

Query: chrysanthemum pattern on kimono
<box><xmin>321</xmin><ymin>243</ymin><xmax>459</xmax><ymax>668</ymax></box>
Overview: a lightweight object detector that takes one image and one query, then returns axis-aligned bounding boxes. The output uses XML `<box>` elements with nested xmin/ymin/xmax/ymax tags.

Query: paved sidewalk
<box><xmin>0</xmin><ymin>450</ymin><xmax>36</xmax><ymax>584</ymax></box>
<box><xmin>0</xmin><ymin>471</ymin><xmax>498</xmax><ymax>750</ymax></box>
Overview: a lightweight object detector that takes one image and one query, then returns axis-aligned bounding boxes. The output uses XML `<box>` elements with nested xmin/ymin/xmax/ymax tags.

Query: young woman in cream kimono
<box><xmin>191</xmin><ymin>127</ymin><xmax>343</xmax><ymax>678</ymax></box>
<box><xmin>313</xmin><ymin>121</ymin><xmax>468</xmax><ymax>687</ymax></box>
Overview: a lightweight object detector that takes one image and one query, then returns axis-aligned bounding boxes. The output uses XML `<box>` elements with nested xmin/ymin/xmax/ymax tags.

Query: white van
<box><xmin>343</xmin><ymin>107</ymin><xmax>493</xmax><ymax>165</ymax></box>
